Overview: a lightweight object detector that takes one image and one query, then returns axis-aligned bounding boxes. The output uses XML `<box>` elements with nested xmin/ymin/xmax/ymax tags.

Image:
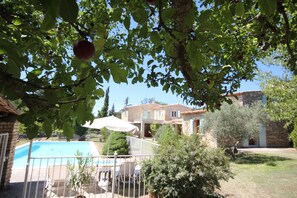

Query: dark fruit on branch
<box><xmin>73</xmin><ymin>40</ymin><xmax>95</xmax><ymax>60</ymax></box>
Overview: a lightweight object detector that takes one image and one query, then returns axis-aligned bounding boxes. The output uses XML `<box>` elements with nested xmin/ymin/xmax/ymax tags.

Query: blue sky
<box><xmin>92</xmin><ymin>62</ymin><xmax>288</xmax><ymax>114</ymax></box>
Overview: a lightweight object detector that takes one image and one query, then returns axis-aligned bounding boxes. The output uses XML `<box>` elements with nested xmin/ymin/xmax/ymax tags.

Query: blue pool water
<box><xmin>13</xmin><ymin>141</ymin><xmax>99</xmax><ymax>169</ymax></box>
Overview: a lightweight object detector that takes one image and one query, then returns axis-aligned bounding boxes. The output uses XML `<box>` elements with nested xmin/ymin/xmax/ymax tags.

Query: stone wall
<box><xmin>242</xmin><ymin>91</ymin><xmax>263</xmax><ymax>106</ymax></box>
<box><xmin>266</xmin><ymin>121</ymin><xmax>290</xmax><ymax>147</ymax></box>
<box><xmin>229</xmin><ymin>91</ymin><xmax>263</xmax><ymax>106</ymax></box>
<box><xmin>0</xmin><ymin>115</ymin><xmax>19</xmax><ymax>188</ymax></box>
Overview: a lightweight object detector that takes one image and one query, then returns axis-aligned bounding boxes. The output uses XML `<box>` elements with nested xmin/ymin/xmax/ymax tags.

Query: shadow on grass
<box><xmin>233</xmin><ymin>152</ymin><xmax>291</xmax><ymax>165</ymax></box>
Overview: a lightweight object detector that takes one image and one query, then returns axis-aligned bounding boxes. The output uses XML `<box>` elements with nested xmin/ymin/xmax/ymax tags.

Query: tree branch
<box><xmin>278</xmin><ymin>2</ymin><xmax>296</xmax><ymax>64</ymax></box>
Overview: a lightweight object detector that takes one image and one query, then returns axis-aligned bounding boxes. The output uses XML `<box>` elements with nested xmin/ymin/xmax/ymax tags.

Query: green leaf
<box><xmin>18</xmin><ymin>113</ymin><xmax>35</xmax><ymax>125</ymax></box>
<box><xmin>162</xmin><ymin>7</ymin><xmax>175</xmax><ymax>19</ymax></box>
<box><xmin>147</xmin><ymin>60</ymin><xmax>154</xmax><ymax>66</ymax></box>
<box><xmin>139</xmin><ymin>24</ymin><xmax>148</xmax><ymax>38</ymax></box>
<box><xmin>63</xmin><ymin>122</ymin><xmax>74</xmax><ymax>140</ymax></box>
<box><xmin>131</xmin><ymin>8</ymin><xmax>148</xmax><ymax>24</ymax></box>
<box><xmin>7</xmin><ymin>59</ymin><xmax>20</xmax><ymax>78</ymax></box>
<box><xmin>235</xmin><ymin>2</ymin><xmax>245</xmax><ymax>16</ymax></box>
<box><xmin>94</xmin><ymin>88</ymin><xmax>105</xmax><ymax>97</ymax></box>
<box><xmin>110</xmin><ymin>49</ymin><xmax>131</xmax><ymax>58</ymax></box>
<box><xmin>258</xmin><ymin>0</ymin><xmax>277</xmax><ymax>16</ymax></box>
<box><xmin>59</xmin><ymin>0</ymin><xmax>79</xmax><ymax>23</ymax></box>
<box><xmin>209</xmin><ymin>41</ymin><xmax>222</xmax><ymax>52</ymax></box>
<box><xmin>42</xmin><ymin>119</ymin><xmax>53</xmax><ymax>138</ymax></box>
<box><xmin>199</xmin><ymin>10</ymin><xmax>212</xmax><ymax>22</ymax></box>
<box><xmin>124</xmin><ymin>16</ymin><xmax>130</xmax><ymax>30</ymax></box>
<box><xmin>164</xmin><ymin>39</ymin><xmax>175</xmax><ymax>56</ymax></box>
<box><xmin>41</xmin><ymin>0</ymin><xmax>60</xmax><ymax>30</ymax></box>
<box><xmin>83</xmin><ymin>77</ymin><xmax>96</xmax><ymax>94</ymax></box>
<box><xmin>163</xmin><ymin>84</ymin><xmax>170</xmax><ymax>92</ymax></box>
<box><xmin>12</xmin><ymin>19</ymin><xmax>22</xmax><ymax>26</ymax></box>
<box><xmin>184</xmin><ymin>7</ymin><xmax>195</xmax><ymax>28</ymax></box>
<box><xmin>109</xmin><ymin>63</ymin><xmax>128</xmax><ymax>83</ymax></box>
<box><xmin>111</xmin><ymin>8</ymin><xmax>122</xmax><ymax>21</ymax></box>
<box><xmin>150</xmin><ymin>31</ymin><xmax>161</xmax><ymax>47</ymax></box>
<box><xmin>76</xmin><ymin>102</ymin><xmax>87</xmax><ymax>122</ymax></box>
<box><xmin>59</xmin><ymin>104</ymin><xmax>72</xmax><ymax>118</ymax></box>
<box><xmin>186</xmin><ymin>41</ymin><xmax>204</xmax><ymax>70</ymax></box>
<box><xmin>26</xmin><ymin>124</ymin><xmax>39</xmax><ymax>140</ymax></box>
<box><xmin>0</xmin><ymin>39</ymin><xmax>21</xmax><ymax>62</ymax></box>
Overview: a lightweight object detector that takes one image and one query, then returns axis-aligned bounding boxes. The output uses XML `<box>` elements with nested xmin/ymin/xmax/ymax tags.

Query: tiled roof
<box><xmin>181</xmin><ymin>109</ymin><xmax>206</xmax><ymax>115</ymax></box>
<box><xmin>0</xmin><ymin>96</ymin><xmax>19</xmax><ymax>115</ymax></box>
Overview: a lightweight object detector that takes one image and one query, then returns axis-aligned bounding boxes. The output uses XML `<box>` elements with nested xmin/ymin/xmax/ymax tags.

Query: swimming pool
<box><xmin>13</xmin><ymin>141</ymin><xmax>99</xmax><ymax>169</ymax></box>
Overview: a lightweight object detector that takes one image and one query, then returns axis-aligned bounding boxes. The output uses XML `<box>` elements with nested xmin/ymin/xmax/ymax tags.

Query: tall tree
<box><xmin>1</xmin><ymin>0</ymin><xmax>297</xmax><ymax>139</ymax></box>
<box><xmin>141</xmin><ymin>97</ymin><xmax>156</xmax><ymax>104</ymax></box>
<box><xmin>261</xmin><ymin>75</ymin><xmax>297</xmax><ymax>147</ymax></box>
<box><xmin>141</xmin><ymin>97</ymin><xmax>167</xmax><ymax>105</ymax></box>
<box><xmin>98</xmin><ymin>87</ymin><xmax>109</xmax><ymax>118</ymax></box>
<box><xmin>202</xmin><ymin>102</ymin><xmax>268</xmax><ymax>147</ymax></box>
<box><xmin>124</xmin><ymin>97</ymin><xmax>130</xmax><ymax>107</ymax></box>
<box><xmin>108</xmin><ymin>104</ymin><xmax>116</xmax><ymax>116</ymax></box>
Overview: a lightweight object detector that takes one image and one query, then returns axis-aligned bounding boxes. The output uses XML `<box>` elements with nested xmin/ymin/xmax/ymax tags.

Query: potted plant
<box><xmin>67</xmin><ymin>151</ymin><xmax>95</xmax><ymax>198</ymax></box>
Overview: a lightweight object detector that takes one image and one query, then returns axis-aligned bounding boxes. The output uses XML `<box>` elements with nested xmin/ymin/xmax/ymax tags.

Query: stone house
<box><xmin>181</xmin><ymin>91</ymin><xmax>290</xmax><ymax>148</ymax></box>
<box><xmin>0</xmin><ymin>96</ymin><xmax>20</xmax><ymax>188</ymax></box>
<box><xmin>121</xmin><ymin>103</ymin><xmax>192</xmax><ymax>137</ymax></box>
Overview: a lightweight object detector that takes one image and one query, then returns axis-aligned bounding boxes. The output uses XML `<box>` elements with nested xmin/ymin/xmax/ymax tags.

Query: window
<box><xmin>171</xmin><ymin>110</ymin><xmax>180</xmax><ymax>118</ymax></box>
<box><xmin>199</xmin><ymin>118</ymin><xmax>205</xmax><ymax>135</ymax></box>
<box><xmin>143</xmin><ymin>111</ymin><xmax>148</xmax><ymax>119</ymax></box>
<box><xmin>154</xmin><ymin>110</ymin><xmax>163</xmax><ymax>120</ymax></box>
<box><xmin>171</xmin><ymin>111</ymin><xmax>177</xmax><ymax>117</ymax></box>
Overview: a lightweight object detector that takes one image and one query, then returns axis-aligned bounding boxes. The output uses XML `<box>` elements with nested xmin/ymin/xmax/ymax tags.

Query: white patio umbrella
<box><xmin>83</xmin><ymin>116</ymin><xmax>139</xmax><ymax>156</ymax></box>
<box><xmin>83</xmin><ymin>116</ymin><xmax>139</xmax><ymax>133</ymax></box>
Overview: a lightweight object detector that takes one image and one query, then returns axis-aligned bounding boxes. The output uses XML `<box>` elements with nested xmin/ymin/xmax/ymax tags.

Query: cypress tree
<box><xmin>98</xmin><ymin>87</ymin><xmax>110</xmax><ymax>117</ymax></box>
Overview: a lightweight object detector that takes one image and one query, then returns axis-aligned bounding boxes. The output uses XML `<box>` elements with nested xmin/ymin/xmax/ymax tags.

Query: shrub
<box><xmin>67</xmin><ymin>151</ymin><xmax>95</xmax><ymax>197</ymax></box>
<box><xmin>142</xmin><ymin>134</ymin><xmax>233</xmax><ymax>198</ymax></box>
<box><xmin>155</xmin><ymin>125</ymin><xmax>179</xmax><ymax>145</ymax></box>
<box><xmin>102</xmin><ymin>132</ymin><xmax>129</xmax><ymax>155</ymax></box>
<box><xmin>100</xmin><ymin>127</ymin><xmax>111</xmax><ymax>142</ymax></box>
<box><xmin>150</xmin><ymin>123</ymin><xmax>161</xmax><ymax>137</ymax></box>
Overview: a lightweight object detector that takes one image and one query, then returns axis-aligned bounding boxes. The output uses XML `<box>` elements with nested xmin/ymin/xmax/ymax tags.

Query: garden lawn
<box><xmin>218</xmin><ymin>149</ymin><xmax>297</xmax><ymax>198</ymax></box>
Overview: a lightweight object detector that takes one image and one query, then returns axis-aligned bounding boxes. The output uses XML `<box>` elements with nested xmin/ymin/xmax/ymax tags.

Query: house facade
<box><xmin>181</xmin><ymin>91</ymin><xmax>290</xmax><ymax>148</ymax></box>
<box><xmin>121</xmin><ymin>103</ymin><xmax>192</xmax><ymax>137</ymax></box>
<box><xmin>0</xmin><ymin>96</ymin><xmax>19</xmax><ymax>189</ymax></box>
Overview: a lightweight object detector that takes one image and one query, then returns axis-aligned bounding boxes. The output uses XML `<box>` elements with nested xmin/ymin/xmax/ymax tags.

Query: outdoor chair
<box><xmin>115</xmin><ymin>161</ymin><xmax>137</xmax><ymax>186</ymax></box>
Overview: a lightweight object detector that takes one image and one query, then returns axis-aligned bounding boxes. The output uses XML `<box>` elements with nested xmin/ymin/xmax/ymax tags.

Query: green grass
<box><xmin>219</xmin><ymin>150</ymin><xmax>297</xmax><ymax>198</ymax></box>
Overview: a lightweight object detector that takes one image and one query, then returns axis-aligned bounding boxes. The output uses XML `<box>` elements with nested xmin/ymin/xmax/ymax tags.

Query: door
<box><xmin>0</xmin><ymin>133</ymin><xmax>9</xmax><ymax>186</ymax></box>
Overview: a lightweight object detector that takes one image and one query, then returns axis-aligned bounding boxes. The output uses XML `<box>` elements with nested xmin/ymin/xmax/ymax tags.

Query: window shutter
<box><xmin>189</xmin><ymin>119</ymin><xmax>194</xmax><ymax>135</ymax></box>
<box><xmin>199</xmin><ymin>118</ymin><xmax>204</xmax><ymax>135</ymax></box>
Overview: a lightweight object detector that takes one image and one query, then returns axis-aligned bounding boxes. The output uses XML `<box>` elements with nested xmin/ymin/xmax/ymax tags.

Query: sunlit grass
<box><xmin>219</xmin><ymin>150</ymin><xmax>297</xmax><ymax>198</ymax></box>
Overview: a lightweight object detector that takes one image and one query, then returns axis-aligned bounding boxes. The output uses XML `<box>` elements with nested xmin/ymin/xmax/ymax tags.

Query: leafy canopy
<box><xmin>261</xmin><ymin>75</ymin><xmax>297</xmax><ymax>147</ymax></box>
<box><xmin>1</xmin><ymin>0</ymin><xmax>297</xmax><ymax>139</ymax></box>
